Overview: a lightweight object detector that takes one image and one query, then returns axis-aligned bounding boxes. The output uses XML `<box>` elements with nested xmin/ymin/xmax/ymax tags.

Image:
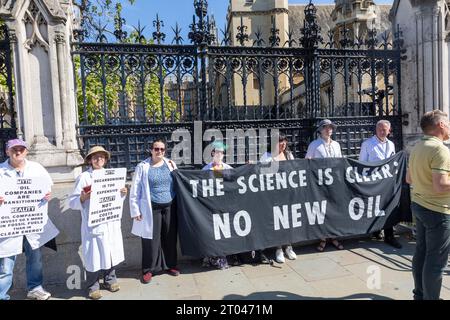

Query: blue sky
<box><xmin>121</xmin><ymin>0</ymin><xmax>394</xmax><ymax>43</ymax></box>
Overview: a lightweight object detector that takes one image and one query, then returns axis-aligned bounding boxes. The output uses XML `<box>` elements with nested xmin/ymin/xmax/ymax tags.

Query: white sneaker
<box><xmin>285</xmin><ymin>245</ymin><xmax>297</xmax><ymax>260</ymax></box>
<box><xmin>275</xmin><ymin>248</ymin><xmax>285</xmax><ymax>263</ymax></box>
<box><xmin>27</xmin><ymin>286</ymin><xmax>51</xmax><ymax>300</ymax></box>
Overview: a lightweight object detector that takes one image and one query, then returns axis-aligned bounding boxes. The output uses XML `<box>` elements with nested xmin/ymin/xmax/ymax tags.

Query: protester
<box><xmin>407</xmin><ymin>110</ymin><xmax>450</xmax><ymax>300</ymax></box>
<box><xmin>201</xmin><ymin>141</ymin><xmax>235</xmax><ymax>269</ymax></box>
<box><xmin>68</xmin><ymin>146</ymin><xmax>127</xmax><ymax>299</ymax></box>
<box><xmin>0</xmin><ymin>139</ymin><xmax>58</xmax><ymax>300</ymax></box>
<box><xmin>130</xmin><ymin>139</ymin><xmax>179</xmax><ymax>284</ymax></box>
<box><xmin>306</xmin><ymin>119</ymin><xmax>344</xmax><ymax>252</ymax></box>
<box><xmin>260</xmin><ymin>134</ymin><xmax>297</xmax><ymax>263</ymax></box>
<box><xmin>359</xmin><ymin>120</ymin><xmax>402</xmax><ymax>249</ymax></box>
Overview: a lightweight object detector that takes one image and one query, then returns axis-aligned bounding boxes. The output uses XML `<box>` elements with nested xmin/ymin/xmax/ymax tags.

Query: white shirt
<box><xmin>305</xmin><ymin>138</ymin><xmax>342</xmax><ymax>159</ymax></box>
<box><xmin>0</xmin><ymin>159</ymin><xmax>59</xmax><ymax>258</ymax></box>
<box><xmin>359</xmin><ymin>135</ymin><xmax>396</xmax><ymax>162</ymax></box>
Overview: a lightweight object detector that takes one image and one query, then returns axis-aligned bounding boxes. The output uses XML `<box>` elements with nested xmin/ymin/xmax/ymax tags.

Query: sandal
<box><xmin>331</xmin><ymin>239</ymin><xmax>344</xmax><ymax>250</ymax></box>
<box><xmin>316</xmin><ymin>240</ymin><xmax>327</xmax><ymax>252</ymax></box>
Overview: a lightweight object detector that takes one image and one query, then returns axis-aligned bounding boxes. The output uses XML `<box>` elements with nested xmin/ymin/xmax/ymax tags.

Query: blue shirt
<box><xmin>148</xmin><ymin>163</ymin><xmax>175</xmax><ymax>204</ymax></box>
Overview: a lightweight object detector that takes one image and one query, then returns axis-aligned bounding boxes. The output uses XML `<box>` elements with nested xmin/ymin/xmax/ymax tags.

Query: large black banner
<box><xmin>173</xmin><ymin>152</ymin><xmax>410</xmax><ymax>257</ymax></box>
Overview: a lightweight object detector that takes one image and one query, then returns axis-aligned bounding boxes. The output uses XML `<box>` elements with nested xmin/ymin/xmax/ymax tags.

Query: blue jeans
<box><xmin>411</xmin><ymin>202</ymin><xmax>450</xmax><ymax>300</ymax></box>
<box><xmin>0</xmin><ymin>238</ymin><xmax>44</xmax><ymax>300</ymax></box>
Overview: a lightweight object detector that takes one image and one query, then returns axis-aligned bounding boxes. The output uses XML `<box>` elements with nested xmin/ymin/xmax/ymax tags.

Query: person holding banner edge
<box><xmin>130</xmin><ymin>139</ymin><xmax>179</xmax><ymax>284</ymax></box>
<box><xmin>407</xmin><ymin>110</ymin><xmax>450</xmax><ymax>300</ymax></box>
<box><xmin>260</xmin><ymin>134</ymin><xmax>297</xmax><ymax>264</ymax></box>
<box><xmin>201</xmin><ymin>141</ymin><xmax>235</xmax><ymax>269</ymax></box>
<box><xmin>305</xmin><ymin>119</ymin><xmax>345</xmax><ymax>252</ymax></box>
<box><xmin>68</xmin><ymin>146</ymin><xmax>127</xmax><ymax>300</ymax></box>
<box><xmin>0</xmin><ymin>138</ymin><xmax>58</xmax><ymax>300</ymax></box>
<box><xmin>359</xmin><ymin>120</ymin><xmax>402</xmax><ymax>249</ymax></box>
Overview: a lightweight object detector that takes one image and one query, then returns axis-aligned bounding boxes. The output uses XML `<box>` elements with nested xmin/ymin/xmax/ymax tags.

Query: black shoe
<box><xmin>385</xmin><ymin>237</ymin><xmax>402</xmax><ymax>249</ymax></box>
<box><xmin>372</xmin><ymin>231</ymin><xmax>383</xmax><ymax>240</ymax></box>
<box><xmin>260</xmin><ymin>252</ymin><xmax>270</xmax><ymax>264</ymax></box>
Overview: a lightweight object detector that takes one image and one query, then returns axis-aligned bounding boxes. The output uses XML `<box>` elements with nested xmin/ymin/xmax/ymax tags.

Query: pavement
<box><xmin>8</xmin><ymin>231</ymin><xmax>450</xmax><ymax>300</ymax></box>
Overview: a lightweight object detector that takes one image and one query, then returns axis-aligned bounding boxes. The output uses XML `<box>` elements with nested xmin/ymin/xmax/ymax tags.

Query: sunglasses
<box><xmin>152</xmin><ymin>147</ymin><xmax>165</xmax><ymax>152</ymax></box>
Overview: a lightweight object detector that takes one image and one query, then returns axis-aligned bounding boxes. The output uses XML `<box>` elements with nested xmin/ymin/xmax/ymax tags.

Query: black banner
<box><xmin>173</xmin><ymin>152</ymin><xmax>410</xmax><ymax>257</ymax></box>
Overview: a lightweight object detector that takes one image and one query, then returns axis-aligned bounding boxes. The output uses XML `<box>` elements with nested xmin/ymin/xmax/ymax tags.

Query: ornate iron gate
<box><xmin>73</xmin><ymin>1</ymin><xmax>404</xmax><ymax>171</ymax></box>
<box><xmin>0</xmin><ymin>23</ymin><xmax>16</xmax><ymax>162</ymax></box>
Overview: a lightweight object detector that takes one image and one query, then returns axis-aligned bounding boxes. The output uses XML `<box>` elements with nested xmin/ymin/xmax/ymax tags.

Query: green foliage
<box><xmin>74</xmin><ymin>0</ymin><xmax>136</xmax><ymax>39</ymax></box>
<box><xmin>75</xmin><ymin>1</ymin><xmax>179</xmax><ymax>125</ymax></box>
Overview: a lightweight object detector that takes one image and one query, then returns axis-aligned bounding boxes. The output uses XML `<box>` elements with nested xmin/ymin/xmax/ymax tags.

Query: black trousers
<box><xmin>141</xmin><ymin>201</ymin><xmax>178</xmax><ymax>274</ymax></box>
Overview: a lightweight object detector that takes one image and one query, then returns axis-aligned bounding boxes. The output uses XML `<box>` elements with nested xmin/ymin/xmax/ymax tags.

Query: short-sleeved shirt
<box><xmin>148</xmin><ymin>162</ymin><xmax>175</xmax><ymax>204</ymax></box>
<box><xmin>409</xmin><ymin>135</ymin><xmax>450</xmax><ymax>214</ymax></box>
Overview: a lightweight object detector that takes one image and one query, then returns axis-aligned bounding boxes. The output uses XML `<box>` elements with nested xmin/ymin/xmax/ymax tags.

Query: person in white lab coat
<box><xmin>130</xmin><ymin>139</ymin><xmax>178</xmax><ymax>284</ymax></box>
<box><xmin>0</xmin><ymin>139</ymin><xmax>58</xmax><ymax>300</ymax></box>
<box><xmin>68</xmin><ymin>146</ymin><xmax>127</xmax><ymax>300</ymax></box>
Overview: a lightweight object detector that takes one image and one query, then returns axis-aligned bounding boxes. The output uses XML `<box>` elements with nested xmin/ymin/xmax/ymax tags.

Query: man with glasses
<box><xmin>0</xmin><ymin>139</ymin><xmax>59</xmax><ymax>300</ymax></box>
<box><xmin>407</xmin><ymin>110</ymin><xmax>450</xmax><ymax>300</ymax></box>
<box><xmin>359</xmin><ymin>120</ymin><xmax>402</xmax><ymax>249</ymax></box>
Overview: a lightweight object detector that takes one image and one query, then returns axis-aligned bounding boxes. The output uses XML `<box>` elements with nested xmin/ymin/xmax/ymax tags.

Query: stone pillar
<box><xmin>1</xmin><ymin>0</ymin><xmax>82</xmax><ymax>182</ymax></box>
<box><xmin>390</xmin><ymin>0</ymin><xmax>449</xmax><ymax>149</ymax></box>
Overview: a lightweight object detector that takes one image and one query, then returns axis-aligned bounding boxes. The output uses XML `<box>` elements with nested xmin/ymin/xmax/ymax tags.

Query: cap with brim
<box><xmin>212</xmin><ymin>141</ymin><xmax>227</xmax><ymax>152</ymax></box>
<box><xmin>316</xmin><ymin>119</ymin><xmax>337</xmax><ymax>133</ymax></box>
<box><xmin>6</xmin><ymin>139</ymin><xmax>27</xmax><ymax>150</ymax></box>
<box><xmin>84</xmin><ymin>146</ymin><xmax>111</xmax><ymax>164</ymax></box>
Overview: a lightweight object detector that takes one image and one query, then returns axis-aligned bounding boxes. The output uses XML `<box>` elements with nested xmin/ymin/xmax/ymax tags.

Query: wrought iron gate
<box><xmin>73</xmin><ymin>1</ymin><xmax>404</xmax><ymax>171</ymax></box>
<box><xmin>0</xmin><ymin>23</ymin><xmax>16</xmax><ymax>162</ymax></box>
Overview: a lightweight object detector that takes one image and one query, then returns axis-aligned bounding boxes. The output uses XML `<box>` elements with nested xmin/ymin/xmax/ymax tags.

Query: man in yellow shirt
<box><xmin>407</xmin><ymin>109</ymin><xmax>450</xmax><ymax>300</ymax></box>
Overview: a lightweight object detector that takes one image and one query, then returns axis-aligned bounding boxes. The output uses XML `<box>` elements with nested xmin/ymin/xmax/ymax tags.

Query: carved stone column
<box><xmin>390</xmin><ymin>0</ymin><xmax>448</xmax><ymax>149</ymax></box>
<box><xmin>2</xmin><ymin>0</ymin><xmax>82</xmax><ymax>182</ymax></box>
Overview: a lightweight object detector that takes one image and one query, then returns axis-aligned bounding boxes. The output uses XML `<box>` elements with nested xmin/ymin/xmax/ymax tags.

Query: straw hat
<box><xmin>84</xmin><ymin>146</ymin><xmax>111</xmax><ymax>164</ymax></box>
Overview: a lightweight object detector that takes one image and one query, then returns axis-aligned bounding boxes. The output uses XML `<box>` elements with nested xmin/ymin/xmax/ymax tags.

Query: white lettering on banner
<box><xmin>216</xmin><ymin>178</ymin><xmax>225</xmax><ymax>196</ymax></box>
<box><xmin>233</xmin><ymin>211</ymin><xmax>251</xmax><ymax>237</ymax></box>
<box><xmin>275</xmin><ymin>172</ymin><xmax>287</xmax><ymax>189</ymax></box>
<box><xmin>190</xmin><ymin>180</ymin><xmax>199</xmax><ymax>198</ymax></box>
<box><xmin>274</xmin><ymin>205</ymin><xmax>289</xmax><ymax>230</ymax></box>
<box><xmin>317</xmin><ymin>168</ymin><xmax>333</xmax><ymax>186</ymax></box>
<box><xmin>213</xmin><ymin>211</ymin><xmax>252</xmax><ymax>240</ymax></box>
<box><xmin>202</xmin><ymin>179</ymin><xmax>215</xmax><ymax>197</ymax></box>
<box><xmin>305</xmin><ymin>201</ymin><xmax>327</xmax><ymax>225</ymax></box>
<box><xmin>237</xmin><ymin>176</ymin><xmax>247</xmax><ymax>194</ymax></box>
<box><xmin>191</xmin><ymin>170</ymin><xmax>310</xmax><ymax>198</ymax></box>
<box><xmin>348</xmin><ymin>195</ymin><xmax>385</xmax><ymax>221</ymax></box>
<box><xmin>346</xmin><ymin>164</ymin><xmax>397</xmax><ymax>184</ymax></box>
<box><xmin>273</xmin><ymin>202</ymin><xmax>327</xmax><ymax>230</ymax></box>
<box><xmin>213</xmin><ymin>213</ymin><xmax>231</xmax><ymax>240</ymax></box>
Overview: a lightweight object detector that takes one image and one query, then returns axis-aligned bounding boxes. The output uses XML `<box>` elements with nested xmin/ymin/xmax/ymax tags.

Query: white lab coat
<box><xmin>68</xmin><ymin>168</ymin><xmax>125</xmax><ymax>272</ymax></box>
<box><xmin>129</xmin><ymin>157</ymin><xmax>177</xmax><ymax>239</ymax></box>
<box><xmin>0</xmin><ymin>159</ymin><xmax>59</xmax><ymax>258</ymax></box>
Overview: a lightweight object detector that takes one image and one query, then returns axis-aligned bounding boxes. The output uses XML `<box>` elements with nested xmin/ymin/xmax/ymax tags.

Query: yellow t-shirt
<box><xmin>409</xmin><ymin>135</ymin><xmax>450</xmax><ymax>214</ymax></box>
